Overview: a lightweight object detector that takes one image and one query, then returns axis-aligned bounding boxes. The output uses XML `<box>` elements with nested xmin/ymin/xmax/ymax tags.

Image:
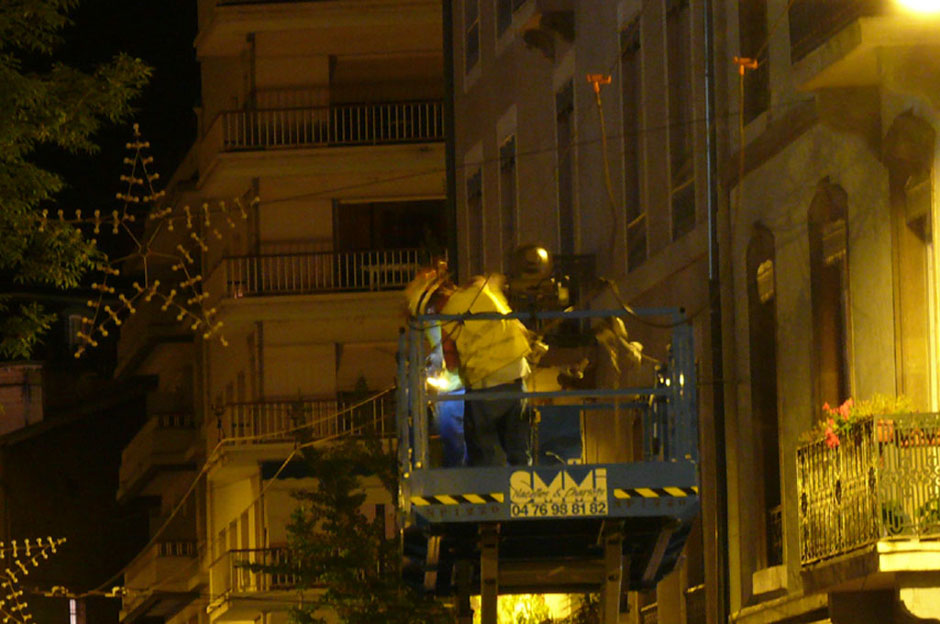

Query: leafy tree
<box><xmin>0</xmin><ymin>0</ymin><xmax>150</xmax><ymax>358</ymax></box>
<box><xmin>274</xmin><ymin>436</ymin><xmax>452</xmax><ymax>624</ymax></box>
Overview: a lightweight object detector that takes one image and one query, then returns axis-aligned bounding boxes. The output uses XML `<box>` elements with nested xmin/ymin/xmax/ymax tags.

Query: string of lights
<box><xmin>31</xmin><ymin>124</ymin><xmax>254</xmax><ymax>357</ymax></box>
<box><xmin>0</xmin><ymin>538</ymin><xmax>66</xmax><ymax>624</ymax></box>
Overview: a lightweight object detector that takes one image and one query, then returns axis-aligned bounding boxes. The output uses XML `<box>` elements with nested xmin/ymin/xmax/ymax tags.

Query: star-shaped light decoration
<box><xmin>36</xmin><ymin>124</ymin><xmax>255</xmax><ymax>357</ymax></box>
<box><xmin>0</xmin><ymin>538</ymin><xmax>66</xmax><ymax>623</ymax></box>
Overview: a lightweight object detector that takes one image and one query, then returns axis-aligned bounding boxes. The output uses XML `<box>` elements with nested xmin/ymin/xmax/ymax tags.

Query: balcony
<box><xmin>208</xmin><ymin>547</ymin><xmax>310</xmax><ymax>621</ymax></box>
<box><xmin>116</xmin><ymin>297</ymin><xmax>192</xmax><ymax>377</ymax></box>
<box><xmin>215</xmin><ymin>248</ymin><xmax>430</xmax><ymax>299</ymax></box>
<box><xmin>219</xmin><ymin>100</ymin><xmax>442</xmax><ymax>150</ymax></box>
<box><xmin>798</xmin><ymin>412</ymin><xmax>940</xmax><ymax>589</ymax></box>
<box><xmin>198</xmin><ymin>100</ymin><xmax>444</xmax><ymax>195</ymax></box>
<box><xmin>209</xmin><ymin>392</ymin><xmax>394</xmax><ymax>484</ymax></box>
<box><xmin>121</xmin><ymin>541</ymin><xmax>200</xmax><ymax>623</ymax></box>
<box><xmin>118</xmin><ymin>413</ymin><xmax>198</xmax><ymax>502</ymax></box>
<box><xmin>792</xmin><ymin>2</ymin><xmax>940</xmax><ymax>92</ymax></box>
<box><xmin>197</xmin><ymin>0</ymin><xmax>441</xmax><ymax>58</ymax></box>
<box><xmin>217</xmin><ymin>392</ymin><xmax>395</xmax><ymax>445</ymax></box>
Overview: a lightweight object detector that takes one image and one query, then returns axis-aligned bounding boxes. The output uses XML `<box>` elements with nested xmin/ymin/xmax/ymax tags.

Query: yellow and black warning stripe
<box><xmin>613</xmin><ymin>486</ymin><xmax>698</xmax><ymax>499</ymax></box>
<box><xmin>411</xmin><ymin>493</ymin><xmax>505</xmax><ymax>506</ymax></box>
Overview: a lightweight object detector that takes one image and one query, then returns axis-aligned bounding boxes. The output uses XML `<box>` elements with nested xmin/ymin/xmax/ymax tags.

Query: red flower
<box><xmin>825</xmin><ymin>428</ymin><xmax>840</xmax><ymax>449</ymax></box>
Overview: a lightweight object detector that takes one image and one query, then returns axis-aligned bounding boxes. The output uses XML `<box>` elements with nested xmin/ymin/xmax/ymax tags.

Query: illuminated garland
<box><xmin>35</xmin><ymin>124</ymin><xmax>254</xmax><ymax>356</ymax></box>
<box><xmin>0</xmin><ymin>538</ymin><xmax>66</xmax><ymax>624</ymax></box>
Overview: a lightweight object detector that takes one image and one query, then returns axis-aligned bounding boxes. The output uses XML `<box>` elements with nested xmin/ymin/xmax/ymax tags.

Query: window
<box><xmin>808</xmin><ymin>179</ymin><xmax>852</xmax><ymax>410</ymax></box>
<box><xmin>556</xmin><ymin>80</ymin><xmax>576</xmax><ymax>255</ymax></box>
<box><xmin>667</xmin><ymin>0</ymin><xmax>695</xmax><ymax>240</ymax></box>
<box><xmin>465</xmin><ymin>0</ymin><xmax>480</xmax><ymax>73</ymax></box>
<box><xmin>747</xmin><ymin>224</ymin><xmax>781</xmax><ymax>567</ymax></box>
<box><xmin>333</xmin><ymin>200</ymin><xmax>446</xmax><ymax>255</ymax></box>
<box><xmin>884</xmin><ymin>112</ymin><xmax>937</xmax><ymax>411</ymax></box>
<box><xmin>467</xmin><ymin>169</ymin><xmax>484</xmax><ymax>276</ymax></box>
<box><xmin>738</xmin><ymin>0</ymin><xmax>769</xmax><ymax>123</ymax></box>
<box><xmin>621</xmin><ymin>22</ymin><xmax>646</xmax><ymax>271</ymax></box>
<box><xmin>67</xmin><ymin>314</ymin><xmax>84</xmax><ymax>349</ymax></box>
<box><xmin>496</xmin><ymin>0</ymin><xmax>527</xmax><ymax>36</ymax></box>
<box><xmin>499</xmin><ymin>135</ymin><xmax>517</xmax><ymax>271</ymax></box>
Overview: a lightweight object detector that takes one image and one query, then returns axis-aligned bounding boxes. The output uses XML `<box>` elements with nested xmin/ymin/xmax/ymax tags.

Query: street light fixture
<box><xmin>896</xmin><ymin>0</ymin><xmax>940</xmax><ymax>14</ymax></box>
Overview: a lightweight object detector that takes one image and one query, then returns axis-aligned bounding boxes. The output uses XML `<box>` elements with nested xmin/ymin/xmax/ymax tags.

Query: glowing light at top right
<box><xmin>896</xmin><ymin>0</ymin><xmax>940</xmax><ymax>14</ymax></box>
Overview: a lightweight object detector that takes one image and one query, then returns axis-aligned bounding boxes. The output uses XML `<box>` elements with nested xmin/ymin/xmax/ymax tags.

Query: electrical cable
<box><xmin>83</xmin><ymin>387</ymin><xmax>396</xmax><ymax>598</ymax></box>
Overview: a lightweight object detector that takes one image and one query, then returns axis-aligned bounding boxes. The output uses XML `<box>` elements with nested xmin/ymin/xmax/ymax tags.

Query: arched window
<box><xmin>747</xmin><ymin>223</ymin><xmax>781</xmax><ymax>567</ymax></box>
<box><xmin>808</xmin><ymin>178</ymin><xmax>852</xmax><ymax>410</ymax></box>
<box><xmin>884</xmin><ymin>112</ymin><xmax>936</xmax><ymax>411</ymax></box>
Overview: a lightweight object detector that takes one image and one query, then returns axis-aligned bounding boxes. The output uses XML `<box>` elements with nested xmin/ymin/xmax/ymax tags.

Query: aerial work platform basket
<box><xmin>397</xmin><ymin>307</ymin><xmax>699</xmax><ymax>624</ymax></box>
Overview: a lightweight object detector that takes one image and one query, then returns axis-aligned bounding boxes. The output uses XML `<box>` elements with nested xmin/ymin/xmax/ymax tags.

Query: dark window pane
<box><xmin>627</xmin><ymin>215</ymin><xmax>647</xmax><ymax>271</ymax></box>
<box><xmin>467</xmin><ymin>169</ymin><xmax>483</xmax><ymax>275</ymax></box>
<box><xmin>499</xmin><ymin>136</ymin><xmax>517</xmax><ymax>270</ymax></box>
<box><xmin>497</xmin><ymin>0</ymin><xmax>512</xmax><ymax>34</ymax></box>
<box><xmin>671</xmin><ymin>180</ymin><xmax>695</xmax><ymax>241</ymax></box>
<box><xmin>621</xmin><ymin>21</ymin><xmax>642</xmax><ymax>223</ymax></box>
<box><xmin>739</xmin><ymin>0</ymin><xmax>769</xmax><ymax>123</ymax></box>
<box><xmin>556</xmin><ymin>81</ymin><xmax>575</xmax><ymax>255</ymax></box>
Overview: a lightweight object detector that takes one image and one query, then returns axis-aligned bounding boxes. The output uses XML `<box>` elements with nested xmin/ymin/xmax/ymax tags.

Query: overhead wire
<box><xmin>81</xmin><ymin>387</ymin><xmax>396</xmax><ymax>598</ymax></box>
<box><xmin>54</xmin><ymin>3</ymin><xmax>858</xmax><ymax>614</ymax></box>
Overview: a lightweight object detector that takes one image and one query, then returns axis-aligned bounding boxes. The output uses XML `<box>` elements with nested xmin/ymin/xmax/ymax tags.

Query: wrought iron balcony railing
<box><xmin>219</xmin><ymin>100</ymin><xmax>443</xmax><ymax>151</ymax></box>
<box><xmin>217</xmin><ymin>391</ymin><xmax>395</xmax><ymax>444</ymax></box>
<box><xmin>215</xmin><ymin>247</ymin><xmax>432</xmax><ymax>299</ymax></box>
<box><xmin>798</xmin><ymin>412</ymin><xmax>940</xmax><ymax>566</ymax></box>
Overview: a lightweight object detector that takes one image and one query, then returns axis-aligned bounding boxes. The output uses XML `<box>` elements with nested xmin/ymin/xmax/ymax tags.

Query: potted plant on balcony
<box><xmin>800</xmin><ymin>394</ymin><xmax>915</xmax><ymax>448</ymax></box>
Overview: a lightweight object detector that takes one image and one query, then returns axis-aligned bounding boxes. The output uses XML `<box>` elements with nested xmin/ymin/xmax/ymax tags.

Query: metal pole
<box><xmin>704</xmin><ymin>0</ymin><xmax>730</xmax><ymax>621</ymax></box>
<box><xmin>443</xmin><ymin>0</ymin><xmax>458</xmax><ymax>274</ymax></box>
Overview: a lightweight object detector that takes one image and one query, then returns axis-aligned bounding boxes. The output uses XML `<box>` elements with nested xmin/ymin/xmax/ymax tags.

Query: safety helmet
<box><xmin>404</xmin><ymin>267</ymin><xmax>447</xmax><ymax>316</ymax></box>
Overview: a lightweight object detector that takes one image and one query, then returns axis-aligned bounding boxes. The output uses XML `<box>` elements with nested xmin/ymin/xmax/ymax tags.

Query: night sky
<box><xmin>42</xmin><ymin>0</ymin><xmax>199</xmax><ymax>217</ymax></box>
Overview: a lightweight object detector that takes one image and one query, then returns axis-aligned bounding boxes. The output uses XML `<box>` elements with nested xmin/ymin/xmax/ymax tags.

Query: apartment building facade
<box><xmin>720</xmin><ymin>1</ymin><xmax>940</xmax><ymax>623</ymax></box>
<box><xmin>452</xmin><ymin>0</ymin><xmax>940</xmax><ymax>623</ymax></box>
<box><xmin>114</xmin><ymin>1</ymin><xmax>445</xmax><ymax>623</ymax></box>
<box><xmin>450</xmin><ymin>0</ymin><xmax>715</xmax><ymax>622</ymax></box>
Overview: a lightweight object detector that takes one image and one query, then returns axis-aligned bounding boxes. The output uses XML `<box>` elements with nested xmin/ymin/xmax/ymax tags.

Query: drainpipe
<box><xmin>443</xmin><ymin>0</ymin><xmax>458</xmax><ymax>274</ymax></box>
<box><xmin>703</xmin><ymin>0</ymin><xmax>730</xmax><ymax>622</ymax></box>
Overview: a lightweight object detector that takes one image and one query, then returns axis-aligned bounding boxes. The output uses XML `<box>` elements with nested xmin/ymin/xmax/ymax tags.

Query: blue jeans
<box><xmin>434</xmin><ymin>389</ymin><xmax>466</xmax><ymax>467</ymax></box>
<box><xmin>464</xmin><ymin>379</ymin><xmax>531</xmax><ymax>466</ymax></box>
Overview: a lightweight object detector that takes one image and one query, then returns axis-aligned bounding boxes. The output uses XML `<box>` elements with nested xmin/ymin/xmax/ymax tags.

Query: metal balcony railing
<box><xmin>225</xmin><ymin>548</ymin><xmax>298</xmax><ymax>594</ymax></box>
<box><xmin>218</xmin><ymin>248</ymin><xmax>432</xmax><ymax>298</ymax></box>
<box><xmin>640</xmin><ymin>603</ymin><xmax>658</xmax><ymax>624</ymax></box>
<box><xmin>798</xmin><ymin>412</ymin><xmax>940</xmax><ymax>565</ymax></box>
<box><xmin>218</xmin><ymin>391</ymin><xmax>395</xmax><ymax>444</ymax></box>
<box><xmin>219</xmin><ymin>100</ymin><xmax>443</xmax><ymax>151</ymax></box>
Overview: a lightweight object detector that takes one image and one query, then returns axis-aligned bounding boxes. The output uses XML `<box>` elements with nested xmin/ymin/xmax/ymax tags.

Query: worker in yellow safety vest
<box><xmin>405</xmin><ymin>264</ymin><xmax>535</xmax><ymax>466</ymax></box>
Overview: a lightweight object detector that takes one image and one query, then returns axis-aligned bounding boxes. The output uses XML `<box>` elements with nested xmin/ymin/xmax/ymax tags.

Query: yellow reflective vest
<box><xmin>439</xmin><ymin>279</ymin><xmax>531</xmax><ymax>388</ymax></box>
